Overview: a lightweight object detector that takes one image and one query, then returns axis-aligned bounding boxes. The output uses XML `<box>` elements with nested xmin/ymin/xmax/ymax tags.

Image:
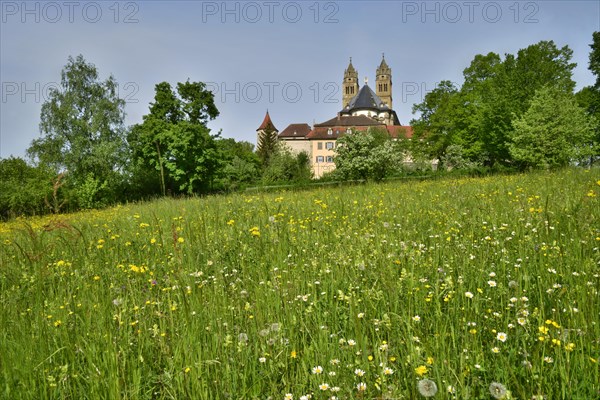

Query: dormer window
<box><xmin>327</xmin><ymin>128</ymin><xmax>333</xmax><ymax>135</ymax></box>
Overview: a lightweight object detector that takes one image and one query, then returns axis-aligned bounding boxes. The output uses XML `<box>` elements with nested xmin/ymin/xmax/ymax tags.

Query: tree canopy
<box><xmin>128</xmin><ymin>81</ymin><xmax>220</xmax><ymax>195</ymax></box>
<box><xmin>27</xmin><ymin>54</ymin><xmax>127</xmax><ymax>207</ymax></box>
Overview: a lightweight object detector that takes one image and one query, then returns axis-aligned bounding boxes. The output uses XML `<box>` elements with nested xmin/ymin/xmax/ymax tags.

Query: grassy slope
<box><xmin>1</xmin><ymin>168</ymin><xmax>599</xmax><ymax>399</ymax></box>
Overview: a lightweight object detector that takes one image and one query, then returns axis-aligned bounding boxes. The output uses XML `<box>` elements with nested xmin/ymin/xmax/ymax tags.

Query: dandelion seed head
<box><xmin>417</xmin><ymin>379</ymin><xmax>438</xmax><ymax>397</ymax></box>
<box><xmin>489</xmin><ymin>382</ymin><xmax>507</xmax><ymax>399</ymax></box>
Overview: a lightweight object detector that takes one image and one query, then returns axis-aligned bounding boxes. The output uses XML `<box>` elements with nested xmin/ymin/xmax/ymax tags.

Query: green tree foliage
<box><xmin>576</xmin><ymin>32</ymin><xmax>600</xmax><ymax>164</ymax></box>
<box><xmin>262</xmin><ymin>144</ymin><xmax>312</xmax><ymax>184</ymax></box>
<box><xmin>128</xmin><ymin>81</ymin><xmax>220</xmax><ymax>195</ymax></box>
<box><xmin>411</xmin><ymin>80</ymin><xmax>460</xmax><ymax>165</ymax></box>
<box><xmin>256</xmin><ymin>128</ymin><xmax>279</xmax><ymax>167</ymax></box>
<box><xmin>216</xmin><ymin>138</ymin><xmax>261</xmax><ymax>190</ymax></box>
<box><xmin>27</xmin><ymin>55</ymin><xmax>127</xmax><ymax>207</ymax></box>
<box><xmin>0</xmin><ymin>157</ymin><xmax>54</xmax><ymax>218</ymax></box>
<box><xmin>509</xmin><ymin>87</ymin><xmax>596</xmax><ymax>169</ymax></box>
<box><xmin>411</xmin><ymin>41</ymin><xmax>578</xmax><ymax>168</ymax></box>
<box><xmin>334</xmin><ymin>128</ymin><xmax>405</xmax><ymax>181</ymax></box>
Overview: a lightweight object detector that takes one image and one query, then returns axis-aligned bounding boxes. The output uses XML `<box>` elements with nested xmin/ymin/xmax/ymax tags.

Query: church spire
<box><xmin>343</xmin><ymin>57</ymin><xmax>359</xmax><ymax>108</ymax></box>
<box><xmin>257</xmin><ymin>110</ymin><xmax>277</xmax><ymax>132</ymax></box>
<box><xmin>376</xmin><ymin>53</ymin><xmax>392</xmax><ymax>109</ymax></box>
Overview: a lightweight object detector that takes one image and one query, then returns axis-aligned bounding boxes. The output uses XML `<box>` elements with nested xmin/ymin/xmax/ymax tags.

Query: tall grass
<box><xmin>1</xmin><ymin>168</ymin><xmax>598</xmax><ymax>399</ymax></box>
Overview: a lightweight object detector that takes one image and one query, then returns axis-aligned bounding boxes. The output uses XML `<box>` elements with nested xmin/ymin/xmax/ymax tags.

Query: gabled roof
<box><xmin>342</xmin><ymin>84</ymin><xmax>391</xmax><ymax>113</ymax></box>
<box><xmin>307</xmin><ymin>125</ymin><xmax>371</xmax><ymax>139</ymax></box>
<box><xmin>315</xmin><ymin>114</ymin><xmax>385</xmax><ymax>127</ymax></box>
<box><xmin>257</xmin><ymin>111</ymin><xmax>277</xmax><ymax>132</ymax></box>
<box><xmin>279</xmin><ymin>123</ymin><xmax>312</xmax><ymax>138</ymax></box>
<box><xmin>305</xmin><ymin>124</ymin><xmax>413</xmax><ymax>140</ymax></box>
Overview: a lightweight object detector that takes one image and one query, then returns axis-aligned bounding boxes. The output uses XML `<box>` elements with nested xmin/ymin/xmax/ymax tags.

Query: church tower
<box><xmin>376</xmin><ymin>54</ymin><xmax>392</xmax><ymax>109</ymax></box>
<box><xmin>342</xmin><ymin>58</ymin><xmax>359</xmax><ymax>108</ymax></box>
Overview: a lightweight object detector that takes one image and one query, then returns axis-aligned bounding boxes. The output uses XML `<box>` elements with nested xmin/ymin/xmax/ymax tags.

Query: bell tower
<box><xmin>376</xmin><ymin>53</ymin><xmax>392</xmax><ymax>109</ymax></box>
<box><xmin>342</xmin><ymin>57</ymin><xmax>359</xmax><ymax>108</ymax></box>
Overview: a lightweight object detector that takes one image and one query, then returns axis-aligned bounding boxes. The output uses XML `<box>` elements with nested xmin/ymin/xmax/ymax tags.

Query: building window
<box><xmin>326</xmin><ymin>156</ymin><xmax>333</xmax><ymax>163</ymax></box>
<box><xmin>327</xmin><ymin>128</ymin><xmax>333</xmax><ymax>135</ymax></box>
<box><xmin>326</xmin><ymin>142</ymin><xmax>334</xmax><ymax>150</ymax></box>
<box><xmin>316</xmin><ymin>156</ymin><xmax>324</xmax><ymax>163</ymax></box>
<box><xmin>318</xmin><ymin>142</ymin><xmax>323</xmax><ymax>150</ymax></box>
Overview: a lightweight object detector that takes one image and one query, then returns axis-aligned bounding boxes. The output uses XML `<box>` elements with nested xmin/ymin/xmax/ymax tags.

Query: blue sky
<box><xmin>1</xmin><ymin>0</ymin><xmax>599</xmax><ymax>158</ymax></box>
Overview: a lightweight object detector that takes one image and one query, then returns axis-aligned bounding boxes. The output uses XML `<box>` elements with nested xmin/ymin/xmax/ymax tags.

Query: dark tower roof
<box><xmin>343</xmin><ymin>84</ymin><xmax>391</xmax><ymax>112</ymax></box>
<box><xmin>256</xmin><ymin>111</ymin><xmax>278</xmax><ymax>132</ymax></box>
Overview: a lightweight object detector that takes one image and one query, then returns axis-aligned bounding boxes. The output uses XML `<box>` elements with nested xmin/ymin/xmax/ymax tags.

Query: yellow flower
<box><xmin>426</xmin><ymin>357</ymin><xmax>434</xmax><ymax>365</ymax></box>
<box><xmin>565</xmin><ymin>343</ymin><xmax>575</xmax><ymax>351</ymax></box>
<box><xmin>415</xmin><ymin>365</ymin><xmax>428</xmax><ymax>376</ymax></box>
<box><xmin>290</xmin><ymin>350</ymin><xmax>297</xmax><ymax>359</ymax></box>
<box><xmin>177</xmin><ymin>237</ymin><xmax>185</xmax><ymax>243</ymax></box>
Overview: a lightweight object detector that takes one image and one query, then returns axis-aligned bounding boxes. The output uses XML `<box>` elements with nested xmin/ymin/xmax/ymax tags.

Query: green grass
<box><xmin>1</xmin><ymin>168</ymin><xmax>599</xmax><ymax>399</ymax></box>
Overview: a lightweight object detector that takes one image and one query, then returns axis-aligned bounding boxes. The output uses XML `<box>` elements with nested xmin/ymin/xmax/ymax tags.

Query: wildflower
<box><xmin>417</xmin><ymin>379</ymin><xmax>438</xmax><ymax>397</ymax></box>
<box><xmin>415</xmin><ymin>365</ymin><xmax>428</xmax><ymax>376</ymax></box>
<box><xmin>447</xmin><ymin>385</ymin><xmax>456</xmax><ymax>394</ymax></box>
<box><xmin>356</xmin><ymin>382</ymin><xmax>367</xmax><ymax>391</ymax></box>
<box><xmin>290</xmin><ymin>350</ymin><xmax>297</xmax><ymax>358</ymax></box>
<box><xmin>354</xmin><ymin>368</ymin><xmax>365</xmax><ymax>377</ymax></box>
<box><xmin>543</xmin><ymin>356</ymin><xmax>553</xmax><ymax>363</ymax></box>
<box><xmin>238</xmin><ymin>333</ymin><xmax>248</xmax><ymax>343</ymax></box>
<box><xmin>383</xmin><ymin>367</ymin><xmax>394</xmax><ymax>375</ymax></box>
<box><xmin>465</xmin><ymin>291</ymin><xmax>474</xmax><ymax>298</ymax></box>
<box><xmin>284</xmin><ymin>394</ymin><xmax>293</xmax><ymax>400</ymax></box>
<box><xmin>412</xmin><ymin>315</ymin><xmax>421</xmax><ymax>322</ymax></box>
<box><xmin>347</xmin><ymin>339</ymin><xmax>356</xmax><ymax>346</ymax></box>
<box><xmin>489</xmin><ymin>382</ymin><xmax>507</xmax><ymax>399</ymax></box>
<box><xmin>259</xmin><ymin>357</ymin><xmax>266</xmax><ymax>363</ymax></box>
<box><xmin>488</xmin><ymin>280</ymin><xmax>497</xmax><ymax>287</ymax></box>
<box><xmin>184</xmin><ymin>367</ymin><xmax>191</xmax><ymax>374</ymax></box>
<box><xmin>565</xmin><ymin>343</ymin><xmax>575</xmax><ymax>351</ymax></box>
<box><xmin>319</xmin><ymin>383</ymin><xmax>329</xmax><ymax>391</ymax></box>
<box><xmin>312</xmin><ymin>366</ymin><xmax>323</xmax><ymax>375</ymax></box>
<box><xmin>496</xmin><ymin>332</ymin><xmax>507</xmax><ymax>342</ymax></box>
<box><xmin>426</xmin><ymin>357</ymin><xmax>434</xmax><ymax>365</ymax></box>
<box><xmin>491</xmin><ymin>347</ymin><xmax>500</xmax><ymax>353</ymax></box>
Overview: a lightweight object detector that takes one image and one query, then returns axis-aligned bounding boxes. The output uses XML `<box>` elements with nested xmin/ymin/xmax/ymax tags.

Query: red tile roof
<box><xmin>257</xmin><ymin>111</ymin><xmax>277</xmax><ymax>132</ymax></box>
<box><xmin>387</xmin><ymin>125</ymin><xmax>413</xmax><ymax>139</ymax></box>
<box><xmin>315</xmin><ymin>114</ymin><xmax>385</xmax><ymax>127</ymax></box>
<box><xmin>307</xmin><ymin>125</ymin><xmax>371</xmax><ymax>139</ymax></box>
<box><xmin>279</xmin><ymin>123</ymin><xmax>312</xmax><ymax>138</ymax></box>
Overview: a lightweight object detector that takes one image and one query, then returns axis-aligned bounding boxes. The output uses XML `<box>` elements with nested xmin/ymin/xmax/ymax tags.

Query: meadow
<box><xmin>1</xmin><ymin>168</ymin><xmax>598</xmax><ymax>400</ymax></box>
